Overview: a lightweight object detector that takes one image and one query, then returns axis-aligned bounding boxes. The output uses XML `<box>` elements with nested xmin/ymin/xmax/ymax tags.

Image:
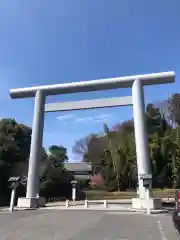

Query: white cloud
<box><xmin>75</xmin><ymin>117</ymin><xmax>94</xmax><ymax>122</ymax></box>
<box><xmin>94</xmin><ymin>118</ymin><xmax>109</xmax><ymax>123</ymax></box>
<box><xmin>74</xmin><ymin>113</ymin><xmax>113</xmax><ymax>124</ymax></box>
<box><xmin>56</xmin><ymin>113</ymin><xmax>113</xmax><ymax>124</ymax></box>
<box><xmin>94</xmin><ymin>114</ymin><xmax>112</xmax><ymax>120</ymax></box>
<box><xmin>56</xmin><ymin>114</ymin><xmax>75</xmax><ymax>121</ymax></box>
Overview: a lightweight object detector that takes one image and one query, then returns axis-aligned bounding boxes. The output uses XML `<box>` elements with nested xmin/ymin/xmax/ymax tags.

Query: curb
<box><xmin>0</xmin><ymin>207</ymin><xmax>37</xmax><ymax>213</ymax></box>
<box><xmin>39</xmin><ymin>206</ymin><xmax>168</xmax><ymax>214</ymax></box>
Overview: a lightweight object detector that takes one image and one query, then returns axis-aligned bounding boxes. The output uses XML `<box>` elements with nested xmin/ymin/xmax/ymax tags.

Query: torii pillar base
<box><xmin>132</xmin><ymin>198</ymin><xmax>162</xmax><ymax>210</ymax></box>
<box><xmin>17</xmin><ymin>197</ymin><xmax>46</xmax><ymax>208</ymax></box>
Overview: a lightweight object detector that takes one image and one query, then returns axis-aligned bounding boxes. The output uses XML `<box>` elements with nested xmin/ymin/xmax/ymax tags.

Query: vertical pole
<box><xmin>84</xmin><ymin>199</ymin><xmax>88</xmax><ymax>208</ymax></box>
<box><xmin>132</xmin><ymin>79</ymin><xmax>151</xmax><ymax>199</ymax></box>
<box><xmin>104</xmin><ymin>200</ymin><xmax>107</xmax><ymax>208</ymax></box>
<box><xmin>146</xmin><ymin>188</ymin><xmax>151</xmax><ymax>214</ymax></box>
<box><xmin>9</xmin><ymin>188</ymin><xmax>16</xmax><ymax>212</ymax></box>
<box><xmin>26</xmin><ymin>90</ymin><xmax>45</xmax><ymax>198</ymax></box>
<box><xmin>65</xmin><ymin>199</ymin><xmax>69</xmax><ymax>208</ymax></box>
<box><xmin>175</xmin><ymin>189</ymin><xmax>178</xmax><ymax>210</ymax></box>
<box><xmin>72</xmin><ymin>187</ymin><xmax>76</xmax><ymax>202</ymax></box>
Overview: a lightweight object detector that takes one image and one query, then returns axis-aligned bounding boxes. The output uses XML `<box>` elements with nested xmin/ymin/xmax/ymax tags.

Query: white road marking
<box><xmin>104</xmin><ymin>239</ymin><xmax>129</xmax><ymax>240</ymax></box>
<box><xmin>157</xmin><ymin>220</ymin><xmax>168</xmax><ymax>240</ymax></box>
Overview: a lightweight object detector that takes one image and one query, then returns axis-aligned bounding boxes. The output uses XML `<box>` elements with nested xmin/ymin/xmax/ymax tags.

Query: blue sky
<box><xmin>0</xmin><ymin>0</ymin><xmax>180</xmax><ymax>161</ymax></box>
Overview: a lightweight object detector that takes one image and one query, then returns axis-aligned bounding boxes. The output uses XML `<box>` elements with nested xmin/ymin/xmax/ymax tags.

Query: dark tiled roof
<box><xmin>74</xmin><ymin>175</ymin><xmax>91</xmax><ymax>180</ymax></box>
<box><xmin>64</xmin><ymin>162</ymin><xmax>92</xmax><ymax>172</ymax></box>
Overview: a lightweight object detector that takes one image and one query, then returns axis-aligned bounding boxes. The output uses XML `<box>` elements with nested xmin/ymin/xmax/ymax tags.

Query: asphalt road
<box><xmin>0</xmin><ymin>210</ymin><xmax>179</xmax><ymax>239</ymax></box>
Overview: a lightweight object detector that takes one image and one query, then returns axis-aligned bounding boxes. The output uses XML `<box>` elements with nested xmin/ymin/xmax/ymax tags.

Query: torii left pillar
<box><xmin>17</xmin><ymin>90</ymin><xmax>46</xmax><ymax>208</ymax></box>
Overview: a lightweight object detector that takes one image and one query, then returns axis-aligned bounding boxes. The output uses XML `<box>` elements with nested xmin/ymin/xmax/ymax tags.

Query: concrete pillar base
<box><xmin>17</xmin><ymin>197</ymin><xmax>46</xmax><ymax>208</ymax></box>
<box><xmin>132</xmin><ymin>198</ymin><xmax>162</xmax><ymax>210</ymax></box>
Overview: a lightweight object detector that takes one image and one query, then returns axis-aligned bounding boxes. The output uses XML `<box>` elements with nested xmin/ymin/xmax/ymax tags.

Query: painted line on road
<box><xmin>104</xmin><ymin>239</ymin><xmax>129</xmax><ymax>240</ymax></box>
<box><xmin>157</xmin><ymin>220</ymin><xmax>168</xmax><ymax>240</ymax></box>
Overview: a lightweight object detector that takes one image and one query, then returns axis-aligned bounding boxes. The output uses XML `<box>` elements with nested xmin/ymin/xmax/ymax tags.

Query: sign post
<box><xmin>9</xmin><ymin>188</ymin><xmax>16</xmax><ymax>212</ymax></box>
<box><xmin>8</xmin><ymin>177</ymin><xmax>21</xmax><ymax>212</ymax></box>
<box><xmin>71</xmin><ymin>180</ymin><xmax>77</xmax><ymax>202</ymax></box>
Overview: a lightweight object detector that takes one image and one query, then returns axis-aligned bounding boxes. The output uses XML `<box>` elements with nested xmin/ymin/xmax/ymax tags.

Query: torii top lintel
<box><xmin>9</xmin><ymin>71</ymin><xmax>175</xmax><ymax>99</ymax></box>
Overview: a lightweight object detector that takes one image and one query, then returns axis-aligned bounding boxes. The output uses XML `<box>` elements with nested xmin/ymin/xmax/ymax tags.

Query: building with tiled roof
<box><xmin>64</xmin><ymin>162</ymin><xmax>92</xmax><ymax>180</ymax></box>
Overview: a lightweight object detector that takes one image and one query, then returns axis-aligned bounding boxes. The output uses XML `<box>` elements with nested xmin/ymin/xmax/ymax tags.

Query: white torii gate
<box><xmin>9</xmin><ymin>71</ymin><xmax>175</xmax><ymax>209</ymax></box>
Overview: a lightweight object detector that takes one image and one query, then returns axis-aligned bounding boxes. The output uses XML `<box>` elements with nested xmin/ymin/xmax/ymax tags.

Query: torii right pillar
<box><xmin>132</xmin><ymin>79</ymin><xmax>162</xmax><ymax>209</ymax></box>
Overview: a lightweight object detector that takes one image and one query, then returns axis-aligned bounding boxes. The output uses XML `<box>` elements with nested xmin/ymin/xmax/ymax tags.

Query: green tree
<box><xmin>168</xmin><ymin>93</ymin><xmax>180</xmax><ymax>127</ymax></box>
<box><xmin>49</xmin><ymin>145</ymin><xmax>68</xmax><ymax>163</ymax></box>
<box><xmin>73</xmin><ymin>99</ymin><xmax>180</xmax><ymax>191</ymax></box>
<box><xmin>0</xmin><ymin>118</ymin><xmax>31</xmax><ymax>164</ymax></box>
<box><xmin>0</xmin><ymin>118</ymin><xmax>32</xmax><ymax>205</ymax></box>
<box><xmin>103</xmin><ymin>123</ymin><xmax>121</xmax><ymax>189</ymax></box>
<box><xmin>40</xmin><ymin>145</ymin><xmax>72</xmax><ymax>199</ymax></box>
